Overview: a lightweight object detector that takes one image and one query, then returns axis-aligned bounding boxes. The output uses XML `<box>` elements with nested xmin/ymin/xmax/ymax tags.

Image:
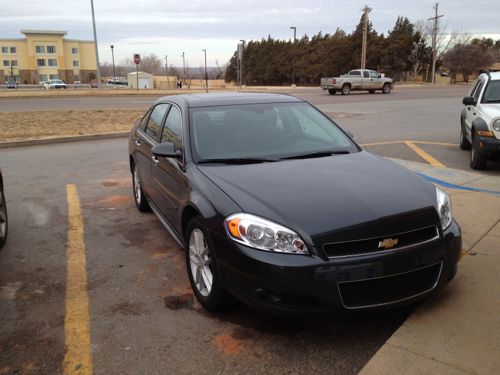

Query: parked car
<box><xmin>106</xmin><ymin>77</ymin><xmax>128</xmax><ymax>86</ymax></box>
<box><xmin>129</xmin><ymin>93</ymin><xmax>461</xmax><ymax>316</ymax></box>
<box><xmin>44</xmin><ymin>79</ymin><xmax>67</xmax><ymax>90</ymax></box>
<box><xmin>0</xmin><ymin>169</ymin><xmax>7</xmax><ymax>249</ymax></box>
<box><xmin>321</xmin><ymin>69</ymin><xmax>393</xmax><ymax>95</ymax></box>
<box><xmin>6</xmin><ymin>79</ymin><xmax>17</xmax><ymax>89</ymax></box>
<box><xmin>90</xmin><ymin>80</ymin><xmax>99</xmax><ymax>88</ymax></box>
<box><xmin>460</xmin><ymin>71</ymin><xmax>500</xmax><ymax>169</ymax></box>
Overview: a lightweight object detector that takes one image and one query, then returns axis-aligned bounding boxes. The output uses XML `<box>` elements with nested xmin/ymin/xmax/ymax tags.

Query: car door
<box><xmin>368</xmin><ymin>70</ymin><xmax>381</xmax><ymax>89</ymax></box>
<box><xmin>151</xmin><ymin>104</ymin><xmax>188</xmax><ymax>230</ymax></box>
<box><xmin>134</xmin><ymin>103</ymin><xmax>170</xmax><ymax>201</ymax></box>
<box><xmin>348</xmin><ymin>70</ymin><xmax>362</xmax><ymax>89</ymax></box>
<box><xmin>361</xmin><ymin>70</ymin><xmax>370</xmax><ymax>89</ymax></box>
<box><xmin>464</xmin><ymin>78</ymin><xmax>485</xmax><ymax>134</ymax></box>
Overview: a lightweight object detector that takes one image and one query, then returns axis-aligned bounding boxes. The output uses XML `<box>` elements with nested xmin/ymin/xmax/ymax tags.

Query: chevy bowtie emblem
<box><xmin>378</xmin><ymin>238</ymin><xmax>399</xmax><ymax>249</ymax></box>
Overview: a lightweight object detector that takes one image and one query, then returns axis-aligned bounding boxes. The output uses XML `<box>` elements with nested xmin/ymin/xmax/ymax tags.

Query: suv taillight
<box><xmin>332</xmin><ymin>79</ymin><xmax>336</xmax><ymax>84</ymax></box>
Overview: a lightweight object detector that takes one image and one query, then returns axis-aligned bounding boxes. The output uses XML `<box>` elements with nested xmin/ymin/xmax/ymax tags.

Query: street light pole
<box><xmin>110</xmin><ymin>45</ymin><xmax>115</xmax><ymax>79</ymax></box>
<box><xmin>202</xmin><ymin>49</ymin><xmax>208</xmax><ymax>93</ymax></box>
<box><xmin>181</xmin><ymin>52</ymin><xmax>186</xmax><ymax>86</ymax></box>
<box><xmin>239</xmin><ymin>40</ymin><xmax>245</xmax><ymax>86</ymax></box>
<box><xmin>165</xmin><ymin>54</ymin><xmax>169</xmax><ymax>88</ymax></box>
<box><xmin>290</xmin><ymin>26</ymin><xmax>296</xmax><ymax>86</ymax></box>
<box><xmin>90</xmin><ymin>0</ymin><xmax>101</xmax><ymax>87</ymax></box>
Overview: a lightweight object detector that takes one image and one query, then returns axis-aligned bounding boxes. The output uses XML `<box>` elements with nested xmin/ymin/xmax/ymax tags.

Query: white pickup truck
<box><xmin>320</xmin><ymin>69</ymin><xmax>393</xmax><ymax>95</ymax></box>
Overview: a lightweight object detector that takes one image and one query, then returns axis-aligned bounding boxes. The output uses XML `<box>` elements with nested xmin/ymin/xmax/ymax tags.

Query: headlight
<box><xmin>493</xmin><ymin>119</ymin><xmax>500</xmax><ymax>132</ymax></box>
<box><xmin>435</xmin><ymin>187</ymin><xmax>453</xmax><ymax>230</ymax></box>
<box><xmin>224</xmin><ymin>213</ymin><xmax>308</xmax><ymax>254</ymax></box>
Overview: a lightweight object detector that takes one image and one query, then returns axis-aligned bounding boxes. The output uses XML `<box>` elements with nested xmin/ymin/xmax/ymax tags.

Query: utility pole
<box><xmin>239</xmin><ymin>40</ymin><xmax>245</xmax><ymax>86</ymax></box>
<box><xmin>181</xmin><ymin>52</ymin><xmax>186</xmax><ymax>86</ymax></box>
<box><xmin>202</xmin><ymin>49</ymin><xmax>208</xmax><ymax>93</ymax></box>
<box><xmin>165</xmin><ymin>55</ymin><xmax>169</xmax><ymax>88</ymax></box>
<box><xmin>110</xmin><ymin>45</ymin><xmax>115</xmax><ymax>79</ymax></box>
<box><xmin>428</xmin><ymin>2</ymin><xmax>443</xmax><ymax>84</ymax></box>
<box><xmin>361</xmin><ymin>5</ymin><xmax>371</xmax><ymax>70</ymax></box>
<box><xmin>90</xmin><ymin>0</ymin><xmax>101</xmax><ymax>87</ymax></box>
<box><xmin>290</xmin><ymin>26</ymin><xmax>297</xmax><ymax>86</ymax></box>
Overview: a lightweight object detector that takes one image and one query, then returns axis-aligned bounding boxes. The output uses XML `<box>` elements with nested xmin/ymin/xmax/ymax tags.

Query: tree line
<box><xmin>224</xmin><ymin>15</ymin><xmax>500</xmax><ymax>85</ymax></box>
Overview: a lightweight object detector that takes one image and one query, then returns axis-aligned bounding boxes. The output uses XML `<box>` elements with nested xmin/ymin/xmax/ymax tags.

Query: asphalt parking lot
<box><xmin>0</xmin><ymin>86</ymin><xmax>499</xmax><ymax>374</ymax></box>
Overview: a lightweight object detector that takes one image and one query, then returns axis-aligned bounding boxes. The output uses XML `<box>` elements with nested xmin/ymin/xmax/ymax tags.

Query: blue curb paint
<box><xmin>417</xmin><ymin>173</ymin><xmax>500</xmax><ymax>195</ymax></box>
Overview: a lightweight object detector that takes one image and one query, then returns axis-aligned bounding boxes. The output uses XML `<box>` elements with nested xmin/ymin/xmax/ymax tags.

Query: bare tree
<box><xmin>443</xmin><ymin>43</ymin><xmax>494</xmax><ymax>82</ymax></box>
<box><xmin>123</xmin><ymin>53</ymin><xmax>163</xmax><ymax>75</ymax></box>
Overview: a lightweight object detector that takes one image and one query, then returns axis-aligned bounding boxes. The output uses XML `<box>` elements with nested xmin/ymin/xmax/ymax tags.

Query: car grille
<box><xmin>323</xmin><ymin>226</ymin><xmax>439</xmax><ymax>257</ymax></box>
<box><xmin>338</xmin><ymin>262</ymin><xmax>442</xmax><ymax>309</ymax></box>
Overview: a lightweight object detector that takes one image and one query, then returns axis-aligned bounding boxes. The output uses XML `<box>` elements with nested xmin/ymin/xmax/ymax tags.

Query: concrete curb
<box><xmin>0</xmin><ymin>131</ymin><xmax>129</xmax><ymax>149</ymax></box>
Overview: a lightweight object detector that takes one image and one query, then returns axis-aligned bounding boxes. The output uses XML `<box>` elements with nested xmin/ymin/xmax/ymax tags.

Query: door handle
<box><xmin>152</xmin><ymin>155</ymin><xmax>159</xmax><ymax>165</ymax></box>
<box><xmin>135</xmin><ymin>139</ymin><xmax>141</xmax><ymax>146</ymax></box>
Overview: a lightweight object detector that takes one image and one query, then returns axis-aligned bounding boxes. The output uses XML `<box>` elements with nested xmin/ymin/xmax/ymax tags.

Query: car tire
<box><xmin>470</xmin><ymin>133</ymin><xmax>488</xmax><ymax>170</ymax></box>
<box><xmin>328</xmin><ymin>89</ymin><xmax>337</xmax><ymax>95</ymax></box>
<box><xmin>368</xmin><ymin>90</ymin><xmax>375</xmax><ymax>94</ymax></box>
<box><xmin>132</xmin><ymin>163</ymin><xmax>151</xmax><ymax>212</ymax></box>
<box><xmin>185</xmin><ymin>217</ymin><xmax>232</xmax><ymax>310</ymax></box>
<box><xmin>459</xmin><ymin>120</ymin><xmax>471</xmax><ymax>150</ymax></box>
<box><xmin>0</xmin><ymin>188</ymin><xmax>8</xmax><ymax>249</ymax></box>
<box><xmin>382</xmin><ymin>83</ymin><xmax>391</xmax><ymax>94</ymax></box>
<box><xmin>341</xmin><ymin>84</ymin><xmax>351</xmax><ymax>95</ymax></box>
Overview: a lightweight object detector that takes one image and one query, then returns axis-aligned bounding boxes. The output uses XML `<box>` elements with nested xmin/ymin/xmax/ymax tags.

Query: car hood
<box><xmin>198</xmin><ymin>151</ymin><xmax>439</xmax><ymax>246</ymax></box>
<box><xmin>480</xmin><ymin>103</ymin><xmax>500</xmax><ymax>121</ymax></box>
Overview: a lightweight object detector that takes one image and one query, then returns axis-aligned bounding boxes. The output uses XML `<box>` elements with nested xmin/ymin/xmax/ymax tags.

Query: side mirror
<box><xmin>152</xmin><ymin>142</ymin><xmax>182</xmax><ymax>158</ymax></box>
<box><xmin>462</xmin><ymin>96</ymin><xmax>475</xmax><ymax>106</ymax></box>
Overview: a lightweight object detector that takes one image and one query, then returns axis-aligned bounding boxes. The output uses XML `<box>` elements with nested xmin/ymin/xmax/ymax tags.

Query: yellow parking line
<box><xmin>64</xmin><ymin>184</ymin><xmax>92</xmax><ymax>375</ymax></box>
<box><xmin>404</xmin><ymin>141</ymin><xmax>446</xmax><ymax>168</ymax></box>
<box><xmin>361</xmin><ymin>141</ymin><xmax>405</xmax><ymax>146</ymax></box>
<box><xmin>414</xmin><ymin>141</ymin><xmax>459</xmax><ymax>147</ymax></box>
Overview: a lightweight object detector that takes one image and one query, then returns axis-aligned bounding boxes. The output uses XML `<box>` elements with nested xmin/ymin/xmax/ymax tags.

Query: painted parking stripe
<box><xmin>404</xmin><ymin>141</ymin><xmax>446</xmax><ymax>168</ymax></box>
<box><xmin>64</xmin><ymin>184</ymin><xmax>93</xmax><ymax>375</ymax></box>
<box><xmin>418</xmin><ymin>173</ymin><xmax>500</xmax><ymax>195</ymax></box>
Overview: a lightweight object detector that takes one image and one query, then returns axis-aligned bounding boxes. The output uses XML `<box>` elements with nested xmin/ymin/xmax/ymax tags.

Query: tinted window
<box><xmin>190</xmin><ymin>103</ymin><xmax>357</xmax><ymax>160</ymax></box>
<box><xmin>363</xmin><ymin>71</ymin><xmax>369</xmax><ymax>78</ymax></box>
<box><xmin>161</xmin><ymin>106</ymin><xmax>182</xmax><ymax>150</ymax></box>
<box><xmin>473</xmin><ymin>79</ymin><xmax>485</xmax><ymax>102</ymax></box>
<box><xmin>370</xmin><ymin>71</ymin><xmax>379</xmax><ymax>78</ymax></box>
<box><xmin>140</xmin><ymin>108</ymin><xmax>152</xmax><ymax>130</ymax></box>
<box><xmin>349</xmin><ymin>70</ymin><xmax>361</xmax><ymax>76</ymax></box>
<box><xmin>482</xmin><ymin>80</ymin><xmax>500</xmax><ymax>104</ymax></box>
<box><xmin>145</xmin><ymin>104</ymin><xmax>169</xmax><ymax>140</ymax></box>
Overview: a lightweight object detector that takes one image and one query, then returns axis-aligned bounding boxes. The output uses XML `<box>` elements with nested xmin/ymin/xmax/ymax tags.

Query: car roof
<box><xmin>155</xmin><ymin>92</ymin><xmax>304</xmax><ymax>108</ymax></box>
<box><xmin>488</xmin><ymin>71</ymin><xmax>500</xmax><ymax>80</ymax></box>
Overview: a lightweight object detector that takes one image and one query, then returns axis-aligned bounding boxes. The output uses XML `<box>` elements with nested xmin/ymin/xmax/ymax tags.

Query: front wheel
<box><xmin>328</xmin><ymin>89</ymin><xmax>337</xmax><ymax>95</ymax></box>
<box><xmin>132</xmin><ymin>163</ymin><xmax>150</xmax><ymax>212</ymax></box>
<box><xmin>459</xmin><ymin>122</ymin><xmax>471</xmax><ymax>150</ymax></box>
<box><xmin>470</xmin><ymin>134</ymin><xmax>487</xmax><ymax>170</ymax></box>
<box><xmin>0</xmin><ymin>188</ymin><xmax>8</xmax><ymax>249</ymax></box>
<box><xmin>382</xmin><ymin>83</ymin><xmax>391</xmax><ymax>94</ymax></box>
<box><xmin>185</xmin><ymin>217</ymin><xmax>232</xmax><ymax>310</ymax></box>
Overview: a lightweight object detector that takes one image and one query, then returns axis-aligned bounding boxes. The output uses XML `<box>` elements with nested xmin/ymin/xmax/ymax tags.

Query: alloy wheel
<box><xmin>188</xmin><ymin>229</ymin><xmax>213</xmax><ymax>297</ymax></box>
<box><xmin>133</xmin><ymin>167</ymin><xmax>141</xmax><ymax>204</ymax></box>
<box><xmin>0</xmin><ymin>192</ymin><xmax>7</xmax><ymax>241</ymax></box>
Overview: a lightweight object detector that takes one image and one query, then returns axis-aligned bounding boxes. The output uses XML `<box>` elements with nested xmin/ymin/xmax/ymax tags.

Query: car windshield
<box><xmin>189</xmin><ymin>102</ymin><xmax>358</xmax><ymax>162</ymax></box>
<box><xmin>482</xmin><ymin>80</ymin><xmax>500</xmax><ymax>103</ymax></box>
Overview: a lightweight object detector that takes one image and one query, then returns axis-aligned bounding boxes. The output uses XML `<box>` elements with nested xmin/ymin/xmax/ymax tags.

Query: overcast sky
<box><xmin>1</xmin><ymin>0</ymin><xmax>499</xmax><ymax>67</ymax></box>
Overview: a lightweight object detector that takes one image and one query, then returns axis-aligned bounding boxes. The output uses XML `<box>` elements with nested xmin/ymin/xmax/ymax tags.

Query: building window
<box><xmin>11</xmin><ymin>60</ymin><xmax>17</xmax><ymax>67</ymax></box>
<box><xmin>73</xmin><ymin>60</ymin><xmax>79</xmax><ymax>67</ymax></box>
<box><xmin>37</xmin><ymin>59</ymin><xmax>46</xmax><ymax>67</ymax></box>
<box><xmin>38</xmin><ymin>74</ymin><xmax>48</xmax><ymax>83</ymax></box>
<box><xmin>36</xmin><ymin>46</ymin><xmax>46</xmax><ymax>54</ymax></box>
<box><xmin>47</xmin><ymin>45</ymin><xmax>56</xmax><ymax>54</ymax></box>
<box><xmin>10</xmin><ymin>47</ymin><xmax>16</xmax><ymax>54</ymax></box>
<box><xmin>1</xmin><ymin>47</ymin><xmax>8</xmax><ymax>53</ymax></box>
<box><xmin>3</xmin><ymin>60</ymin><xmax>9</xmax><ymax>67</ymax></box>
<box><xmin>72</xmin><ymin>47</ymin><xmax>78</xmax><ymax>54</ymax></box>
<box><xmin>48</xmin><ymin>59</ymin><xmax>57</xmax><ymax>67</ymax></box>
<box><xmin>49</xmin><ymin>74</ymin><xmax>59</xmax><ymax>80</ymax></box>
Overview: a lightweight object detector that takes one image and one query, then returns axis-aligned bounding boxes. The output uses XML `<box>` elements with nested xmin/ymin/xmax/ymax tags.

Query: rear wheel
<box><xmin>382</xmin><ymin>83</ymin><xmax>391</xmax><ymax>94</ymax></box>
<box><xmin>185</xmin><ymin>217</ymin><xmax>232</xmax><ymax>310</ymax></box>
<box><xmin>328</xmin><ymin>89</ymin><xmax>337</xmax><ymax>95</ymax></box>
<box><xmin>470</xmin><ymin>133</ymin><xmax>488</xmax><ymax>170</ymax></box>
<box><xmin>132</xmin><ymin>163</ymin><xmax>150</xmax><ymax>212</ymax></box>
<box><xmin>459</xmin><ymin>121</ymin><xmax>471</xmax><ymax>150</ymax></box>
<box><xmin>341</xmin><ymin>84</ymin><xmax>351</xmax><ymax>95</ymax></box>
<box><xmin>0</xmin><ymin>188</ymin><xmax>8</xmax><ymax>249</ymax></box>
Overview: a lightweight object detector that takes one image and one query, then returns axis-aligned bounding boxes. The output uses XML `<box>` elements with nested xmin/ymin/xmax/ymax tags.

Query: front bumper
<box><xmin>212</xmin><ymin>221</ymin><xmax>461</xmax><ymax>317</ymax></box>
<box><xmin>478</xmin><ymin>135</ymin><xmax>500</xmax><ymax>156</ymax></box>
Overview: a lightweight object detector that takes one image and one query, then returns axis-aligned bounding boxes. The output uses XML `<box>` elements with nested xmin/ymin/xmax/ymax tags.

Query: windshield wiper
<box><xmin>197</xmin><ymin>157</ymin><xmax>279</xmax><ymax>164</ymax></box>
<box><xmin>280</xmin><ymin>150</ymin><xmax>350</xmax><ymax>160</ymax></box>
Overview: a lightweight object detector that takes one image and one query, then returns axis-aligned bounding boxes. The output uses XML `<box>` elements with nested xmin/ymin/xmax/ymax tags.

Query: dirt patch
<box><xmin>103</xmin><ymin>301</ymin><xmax>150</xmax><ymax>317</ymax></box>
<box><xmin>213</xmin><ymin>333</ymin><xmax>245</xmax><ymax>356</ymax></box>
<box><xmin>0</xmin><ymin>109</ymin><xmax>143</xmax><ymax>141</ymax></box>
<box><xmin>164</xmin><ymin>293</ymin><xmax>194</xmax><ymax>310</ymax></box>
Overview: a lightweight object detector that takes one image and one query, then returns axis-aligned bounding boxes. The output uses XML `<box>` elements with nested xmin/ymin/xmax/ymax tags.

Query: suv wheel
<box><xmin>132</xmin><ymin>163</ymin><xmax>150</xmax><ymax>212</ymax></box>
<box><xmin>0</xmin><ymin>188</ymin><xmax>8</xmax><ymax>249</ymax></box>
<box><xmin>382</xmin><ymin>83</ymin><xmax>391</xmax><ymax>94</ymax></box>
<box><xmin>341</xmin><ymin>84</ymin><xmax>351</xmax><ymax>95</ymax></box>
<box><xmin>185</xmin><ymin>217</ymin><xmax>232</xmax><ymax>310</ymax></box>
<box><xmin>459</xmin><ymin>121</ymin><xmax>471</xmax><ymax>150</ymax></box>
<box><xmin>470</xmin><ymin>134</ymin><xmax>488</xmax><ymax>170</ymax></box>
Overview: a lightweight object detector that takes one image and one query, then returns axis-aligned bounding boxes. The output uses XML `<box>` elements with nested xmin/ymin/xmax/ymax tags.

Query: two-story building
<box><xmin>0</xmin><ymin>30</ymin><xmax>97</xmax><ymax>84</ymax></box>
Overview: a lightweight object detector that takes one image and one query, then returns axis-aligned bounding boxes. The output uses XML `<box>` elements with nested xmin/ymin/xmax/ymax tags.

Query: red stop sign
<box><xmin>134</xmin><ymin>54</ymin><xmax>140</xmax><ymax>64</ymax></box>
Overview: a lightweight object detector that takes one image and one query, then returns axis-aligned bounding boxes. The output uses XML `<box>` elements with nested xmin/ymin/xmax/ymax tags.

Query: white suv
<box><xmin>44</xmin><ymin>79</ymin><xmax>67</xmax><ymax>90</ymax></box>
<box><xmin>460</xmin><ymin>71</ymin><xmax>500</xmax><ymax>169</ymax></box>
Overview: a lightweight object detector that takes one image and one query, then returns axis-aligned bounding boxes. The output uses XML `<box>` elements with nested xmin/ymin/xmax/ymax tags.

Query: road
<box><xmin>0</xmin><ymin>139</ymin><xmax>413</xmax><ymax>374</ymax></box>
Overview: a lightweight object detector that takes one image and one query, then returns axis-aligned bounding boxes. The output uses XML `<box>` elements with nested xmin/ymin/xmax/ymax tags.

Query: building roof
<box><xmin>21</xmin><ymin>30</ymin><xmax>67</xmax><ymax>36</ymax></box>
